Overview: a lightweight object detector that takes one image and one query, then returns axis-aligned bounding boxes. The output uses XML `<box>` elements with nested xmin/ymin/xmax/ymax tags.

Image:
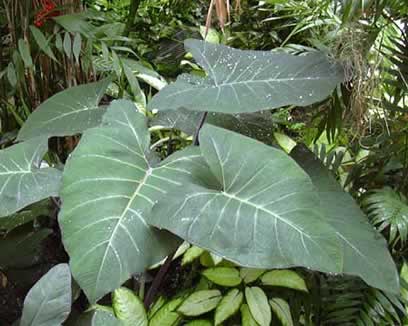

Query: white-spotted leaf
<box><xmin>149</xmin><ymin>39</ymin><xmax>344</xmax><ymax>113</ymax></box>
<box><xmin>18</xmin><ymin>78</ymin><xmax>111</xmax><ymax>141</ymax></box>
<box><xmin>59</xmin><ymin>100</ymin><xmax>210</xmax><ymax>302</ymax></box>
<box><xmin>150</xmin><ymin>125</ymin><xmax>342</xmax><ymax>272</ymax></box>
<box><xmin>0</xmin><ymin>138</ymin><xmax>61</xmax><ymax>218</ymax></box>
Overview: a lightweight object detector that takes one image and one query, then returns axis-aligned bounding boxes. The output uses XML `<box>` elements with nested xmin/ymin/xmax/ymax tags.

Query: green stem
<box><xmin>125</xmin><ymin>0</ymin><xmax>142</xmax><ymax>37</ymax></box>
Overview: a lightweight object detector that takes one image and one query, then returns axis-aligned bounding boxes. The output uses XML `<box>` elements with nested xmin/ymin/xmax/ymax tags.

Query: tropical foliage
<box><xmin>0</xmin><ymin>0</ymin><xmax>407</xmax><ymax>325</ymax></box>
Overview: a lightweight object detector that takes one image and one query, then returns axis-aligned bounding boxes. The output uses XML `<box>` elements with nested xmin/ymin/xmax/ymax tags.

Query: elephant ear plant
<box><xmin>0</xmin><ymin>40</ymin><xmax>399</xmax><ymax>322</ymax></box>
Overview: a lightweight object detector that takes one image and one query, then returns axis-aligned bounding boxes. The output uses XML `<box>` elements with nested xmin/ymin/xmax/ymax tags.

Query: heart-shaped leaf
<box><xmin>59</xmin><ymin>100</ymin><xmax>211</xmax><ymax>302</ymax></box>
<box><xmin>18</xmin><ymin>78</ymin><xmax>110</xmax><ymax>141</ymax></box>
<box><xmin>150</xmin><ymin>125</ymin><xmax>342</xmax><ymax>272</ymax></box>
<box><xmin>20</xmin><ymin>264</ymin><xmax>72</xmax><ymax>326</ymax></box>
<box><xmin>290</xmin><ymin>144</ymin><xmax>399</xmax><ymax>293</ymax></box>
<box><xmin>0</xmin><ymin>138</ymin><xmax>61</xmax><ymax>218</ymax></box>
<box><xmin>149</xmin><ymin>39</ymin><xmax>344</xmax><ymax>113</ymax></box>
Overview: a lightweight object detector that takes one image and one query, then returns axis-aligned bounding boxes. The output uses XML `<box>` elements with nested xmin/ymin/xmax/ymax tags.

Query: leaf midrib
<box><xmin>165</xmin><ymin>76</ymin><xmax>334</xmax><ymax>98</ymax></box>
<box><xmin>221</xmin><ymin>191</ymin><xmax>307</xmax><ymax>236</ymax></box>
<box><xmin>93</xmin><ymin>167</ymin><xmax>153</xmax><ymax>295</ymax></box>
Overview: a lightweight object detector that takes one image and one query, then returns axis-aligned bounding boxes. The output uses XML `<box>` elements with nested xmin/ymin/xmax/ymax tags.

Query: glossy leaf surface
<box><xmin>291</xmin><ymin>144</ymin><xmax>399</xmax><ymax>293</ymax></box>
<box><xmin>269</xmin><ymin>298</ymin><xmax>294</xmax><ymax>326</ymax></box>
<box><xmin>245</xmin><ymin>287</ymin><xmax>271</xmax><ymax>326</ymax></box>
<box><xmin>150</xmin><ymin>125</ymin><xmax>342</xmax><ymax>272</ymax></box>
<box><xmin>59</xmin><ymin>100</ymin><xmax>210</xmax><ymax>302</ymax></box>
<box><xmin>149</xmin><ymin>39</ymin><xmax>344</xmax><ymax>113</ymax></box>
<box><xmin>261</xmin><ymin>270</ymin><xmax>308</xmax><ymax>292</ymax></box>
<box><xmin>20</xmin><ymin>264</ymin><xmax>72</xmax><ymax>326</ymax></box>
<box><xmin>177</xmin><ymin>290</ymin><xmax>222</xmax><ymax>316</ymax></box>
<box><xmin>0</xmin><ymin>138</ymin><xmax>61</xmax><ymax>217</ymax></box>
<box><xmin>215</xmin><ymin>289</ymin><xmax>243</xmax><ymax>325</ymax></box>
<box><xmin>18</xmin><ymin>79</ymin><xmax>110</xmax><ymax>141</ymax></box>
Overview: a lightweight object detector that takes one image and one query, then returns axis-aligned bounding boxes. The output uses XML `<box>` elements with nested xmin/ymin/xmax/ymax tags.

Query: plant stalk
<box><xmin>193</xmin><ymin>112</ymin><xmax>208</xmax><ymax>146</ymax></box>
<box><xmin>144</xmin><ymin>251</ymin><xmax>175</xmax><ymax>309</ymax></box>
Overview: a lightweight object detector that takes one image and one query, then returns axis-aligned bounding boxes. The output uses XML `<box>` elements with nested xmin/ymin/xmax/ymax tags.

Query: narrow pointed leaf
<box><xmin>261</xmin><ymin>270</ymin><xmax>308</xmax><ymax>292</ymax></box>
<box><xmin>59</xmin><ymin>100</ymin><xmax>208</xmax><ymax>302</ymax></box>
<box><xmin>0</xmin><ymin>138</ymin><xmax>61</xmax><ymax>217</ymax></box>
<box><xmin>20</xmin><ymin>264</ymin><xmax>72</xmax><ymax>326</ymax></box>
<box><xmin>149</xmin><ymin>39</ymin><xmax>344</xmax><ymax>113</ymax></box>
<box><xmin>202</xmin><ymin>267</ymin><xmax>241</xmax><ymax>287</ymax></box>
<box><xmin>269</xmin><ymin>298</ymin><xmax>294</xmax><ymax>326</ymax></box>
<box><xmin>240</xmin><ymin>268</ymin><xmax>266</xmax><ymax>284</ymax></box>
<box><xmin>182</xmin><ymin>246</ymin><xmax>205</xmax><ymax>265</ymax></box>
<box><xmin>30</xmin><ymin>25</ymin><xmax>57</xmax><ymax>61</ymax></box>
<box><xmin>215</xmin><ymin>289</ymin><xmax>243</xmax><ymax>325</ymax></box>
<box><xmin>150</xmin><ymin>125</ymin><xmax>342</xmax><ymax>272</ymax></box>
<box><xmin>241</xmin><ymin>304</ymin><xmax>259</xmax><ymax>326</ymax></box>
<box><xmin>245</xmin><ymin>287</ymin><xmax>271</xmax><ymax>326</ymax></box>
<box><xmin>63</xmin><ymin>32</ymin><xmax>72</xmax><ymax>58</ymax></box>
<box><xmin>147</xmin><ymin>296</ymin><xmax>166</xmax><ymax>319</ymax></box>
<box><xmin>18</xmin><ymin>79</ymin><xmax>110</xmax><ymax>141</ymax></box>
<box><xmin>177</xmin><ymin>290</ymin><xmax>222</xmax><ymax>316</ymax></box>
<box><xmin>290</xmin><ymin>144</ymin><xmax>399</xmax><ymax>293</ymax></box>
<box><xmin>73</xmin><ymin>33</ymin><xmax>82</xmax><ymax>64</ymax></box>
<box><xmin>18</xmin><ymin>39</ymin><xmax>33</xmax><ymax>68</ymax></box>
<box><xmin>149</xmin><ymin>297</ymin><xmax>183</xmax><ymax>326</ymax></box>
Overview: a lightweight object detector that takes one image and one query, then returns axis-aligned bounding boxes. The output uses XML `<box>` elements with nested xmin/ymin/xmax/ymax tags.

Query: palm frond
<box><xmin>318</xmin><ymin>276</ymin><xmax>404</xmax><ymax>325</ymax></box>
<box><xmin>363</xmin><ymin>188</ymin><xmax>408</xmax><ymax>248</ymax></box>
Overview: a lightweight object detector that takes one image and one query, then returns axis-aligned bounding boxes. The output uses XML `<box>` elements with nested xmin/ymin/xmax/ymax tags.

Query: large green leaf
<box><xmin>150</xmin><ymin>125</ymin><xmax>342</xmax><ymax>272</ymax></box>
<box><xmin>59</xmin><ymin>100</ymin><xmax>210</xmax><ymax>302</ymax></box>
<box><xmin>290</xmin><ymin>145</ymin><xmax>399</xmax><ymax>293</ymax></box>
<box><xmin>17</xmin><ymin>79</ymin><xmax>110</xmax><ymax>141</ymax></box>
<box><xmin>0</xmin><ymin>138</ymin><xmax>61</xmax><ymax>218</ymax></box>
<box><xmin>149</xmin><ymin>39</ymin><xmax>344</xmax><ymax>113</ymax></box>
<box><xmin>20</xmin><ymin>264</ymin><xmax>72</xmax><ymax>326</ymax></box>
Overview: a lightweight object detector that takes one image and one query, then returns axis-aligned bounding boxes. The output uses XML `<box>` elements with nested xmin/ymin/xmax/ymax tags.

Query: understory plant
<box><xmin>0</xmin><ymin>38</ymin><xmax>402</xmax><ymax>324</ymax></box>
